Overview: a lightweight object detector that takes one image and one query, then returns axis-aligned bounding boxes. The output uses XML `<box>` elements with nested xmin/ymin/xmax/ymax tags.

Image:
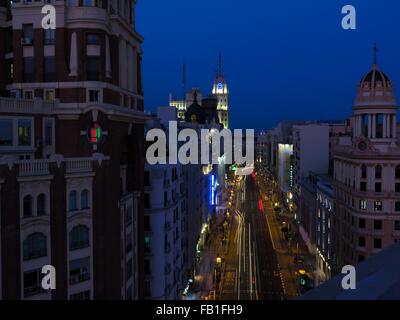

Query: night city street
<box><xmin>1</xmin><ymin>1</ymin><xmax>400</xmax><ymax>318</ymax></box>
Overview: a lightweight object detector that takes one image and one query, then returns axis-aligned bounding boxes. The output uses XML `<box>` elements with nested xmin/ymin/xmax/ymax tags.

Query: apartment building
<box><xmin>0</xmin><ymin>0</ymin><xmax>147</xmax><ymax>299</ymax></box>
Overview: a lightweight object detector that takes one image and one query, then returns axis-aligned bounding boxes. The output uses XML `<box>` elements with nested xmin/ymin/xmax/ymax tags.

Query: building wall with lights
<box><xmin>0</xmin><ymin>0</ymin><xmax>146</xmax><ymax>300</ymax></box>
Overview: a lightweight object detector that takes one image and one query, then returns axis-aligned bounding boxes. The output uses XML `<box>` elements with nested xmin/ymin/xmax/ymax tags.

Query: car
<box><xmin>294</xmin><ymin>255</ymin><xmax>303</xmax><ymax>264</ymax></box>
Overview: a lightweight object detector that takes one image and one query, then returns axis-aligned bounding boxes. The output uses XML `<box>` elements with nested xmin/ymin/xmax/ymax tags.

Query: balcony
<box><xmin>18</xmin><ymin>160</ymin><xmax>50</xmax><ymax>177</ymax></box>
<box><xmin>0</xmin><ymin>97</ymin><xmax>55</xmax><ymax>114</ymax></box>
<box><xmin>65</xmin><ymin>158</ymin><xmax>93</xmax><ymax>174</ymax></box>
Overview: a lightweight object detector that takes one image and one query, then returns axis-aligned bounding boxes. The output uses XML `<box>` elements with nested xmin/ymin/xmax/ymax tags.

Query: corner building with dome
<box><xmin>332</xmin><ymin>56</ymin><xmax>400</xmax><ymax>271</ymax></box>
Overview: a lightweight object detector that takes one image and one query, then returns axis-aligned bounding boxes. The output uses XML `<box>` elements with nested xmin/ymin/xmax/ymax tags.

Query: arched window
<box><xmin>23</xmin><ymin>195</ymin><xmax>33</xmax><ymax>218</ymax></box>
<box><xmin>396</xmin><ymin>165</ymin><xmax>400</xmax><ymax>180</ymax></box>
<box><xmin>375</xmin><ymin>165</ymin><xmax>382</xmax><ymax>179</ymax></box>
<box><xmin>69</xmin><ymin>225</ymin><xmax>90</xmax><ymax>250</ymax></box>
<box><xmin>361</xmin><ymin>165</ymin><xmax>367</xmax><ymax>179</ymax></box>
<box><xmin>81</xmin><ymin>189</ymin><xmax>89</xmax><ymax>209</ymax></box>
<box><xmin>23</xmin><ymin>233</ymin><xmax>47</xmax><ymax>260</ymax></box>
<box><xmin>69</xmin><ymin>191</ymin><xmax>77</xmax><ymax>211</ymax></box>
<box><xmin>37</xmin><ymin>194</ymin><xmax>46</xmax><ymax>216</ymax></box>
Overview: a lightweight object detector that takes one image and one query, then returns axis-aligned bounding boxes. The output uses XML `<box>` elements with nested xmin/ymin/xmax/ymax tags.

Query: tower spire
<box><xmin>182</xmin><ymin>60</ymin><xmax>186</xmax><ymax>100</ymax></box>
<box><xmin>217</xmin><ymin>52</ymin><xmax>223</xmax><ymax>77</ymax></box>
<box><xmin>373</xmin><ymin>42</ymin><xmax>378</xmax><ymax>65</ymax></box>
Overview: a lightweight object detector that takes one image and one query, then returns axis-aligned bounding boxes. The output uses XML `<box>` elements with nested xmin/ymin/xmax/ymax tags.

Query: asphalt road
<box><xmin>220</xmin><ymin>175</ymin><xmax>285</xmax><ymax>300</ymax></box>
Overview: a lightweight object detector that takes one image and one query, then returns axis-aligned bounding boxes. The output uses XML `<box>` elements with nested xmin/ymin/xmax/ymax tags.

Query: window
<box><xmin>396</xmin><ymin>165</ymin><xmax>400</xmax><ymax>179</ymax></box>
<box><xmin>69</xmin><ymin>225</ymin><xmax>90</xmax><ymax>250</ymax></box>
<box><xmin>144</xmin><ymin>171</ymin><xmax>150</xmax><ymax>187</ymax></box>
<box><xmin>23</xmin><ymin>195</ymin><xmax>33</xmax><ymax>218</ymax></box>
<box><xmin>18</xmin><ymin>119</ymin><xmax>32</xmax><ymax>146</ymax></box>
<box><xmin>375</xmin><ymin>165</ymin><xmax>382</xmax><ymax>179</ymax></box>
<box><xmin>88</xmin><ymin>89</ymin><xmax>100</xmax><ymax>102</ymax></box>
<box><xmin>125</xmin><ymin>206</ymin><xmax>133</xmax><ymax>226</ymax></box>
<box><xmin>69</xmin><ymin>257</ymin><xmax>90</xmax><ymax>285</ymax></box>
<box><xmin>144</xmin><ymin>235</ymin><xmax>151</xmax><ymax>253</ymax></box>
<box><xmin>24</xmin><ymin>269</ymin><xmax>45</xmax><ymax>297</ymax></box>
<box><xmin>0</xmin><ymin>119</ymin><xmax>13</xmax><ymax>146</ymax></box>
<box><xmin>69</xmin><ymin>190</ymin><xmax>77</xmax><ymax>211</ymax></box>
<box><xmin>86</xmin><ymin>34</ymin><xmax>100</xmax><ymax>45</ymax></box>
<box><xmin>22</xmin><ymin>24</ymin><xmax>33</xmax><ymax>43</ymax></box>
<box><xmin>126</xmin><ymin>258</ymin><xmax>133</xmax><ymax>279</ymax></box>
<box><xmin>375</xmin><ymin>182</ymin><xmax>381</xmax><ymax>193</ymax></box>
<box><xmin>395</xmin><ymin>220</ymin><xmax>400</xmax><ymax>231</ymax></box>
<box><xmin>358</xmin><ymin>236</ymin><xmax>365</xmax><ymax>247</ymax></box>
<box><xmin>43</xmin><ymin>28</ymin><xmax>55</xmax><ymax>45</ymax></box>
<box><xmin>44</xmin><ymin>119</ymin><xmax>53</xmax><ymax>146</ymax></box>
<box><xmin>23</xmin><ymin>57</ymin><xmax>34</xmax><ymax>82</ymax></box>
<box><xmin>23</xmin><ymin>90</ymin><xmax>33</xmax><ymax>99</ymax></box>
<box><xmin>361</xmin><ymin>164</ymin><xmax>367</xmax><ymax>179</ymax></box>
<box><xmin>396</xmin><ymin>201</ymin><xmax>400</xmax><ymax>212</ymax></box>
<box><xmin>374</xmin><ymin>238</ymin><xmax>382</xmax><ymax>249</ymax></box>
<box><xmin>376</xmin><ymin>114</ymin><xmax>384</xmax><ymax>138</ymax></box>
<box><xmin>360</xmin><ymin>181</ymin><xmax>367</xmax><ymax>192</ymax></box>
<box><xmin>144</xmin><ymin>259</ymin><xmax>151</xmax><ymax>275</ymax></box>
<box><xmin>374</xmin><ymin>220</ymin><xmax>382</xmax><ymax>230</ymax></box>
<box><xmin>44</xmin><ymin>89</ymin><xmax>55</xmax><ymax>101</ymax></box>
<box><xmin>70</xmin><ymin>290</ymin><xmax>90</xmax><ymax>300</ymax></box>
<box><xmin>144</xmin><ymin>215</ymin><xmax>150</xmax><ymax>231</ymax></box>
<box><xmin>359</xmin><ymin>218</ymin><xmax>366</xmax><ymax>229</ymax></box>
<box><xmin>37</xmin><ymin>194</ymin><xmax>46</xmax><ymax>216</ymax></box>
<box><xmin>81</xmin><ymin>189</ymin><xmax>89</xmax><ymax>209</ymax></box>
<box><xmin>86</xmin><ymin>56</ymin><xmax>100</xmax><ymax>80</ymax></box>
<box><xmin>126</xmin><ymin>232</ymin><xmax>132</xmax><ymax>253</ymax></box>
<box><xmin>23</xmin><ymin>233</ymin><xmax>47</xmax><ymax>260</ymax></box>
<box><xmin>359</xmin><ymin>199</ymin><xmax>366</xmax><ymax>210</ymax></box>
<box><xmin>83</xmin><ymin>0</ymin><xmax>92</xmax><ymax>6</ymax></box>
<box><xmin>374</xmin><ymin>201</ymin><xmax>383</xmax><ymax>211</ymax></box>
<box><xmin>358</xmin><ymin>255</ymin><xmax>365</xmax><ymax>263</ymax></box>
<box><xmin>144</xmin><ymin>193</ymin><xmax>150</xmax><ymax>209</ymax></box>
<box><xmin>44</xmin><ymin>56</ymin><xmax>56</xmax><ymax>82</ymax></box>
<box><xmin>396</xmin><ymin>183</ymin><xmax>400</xmax><ymax>193</ymax></box>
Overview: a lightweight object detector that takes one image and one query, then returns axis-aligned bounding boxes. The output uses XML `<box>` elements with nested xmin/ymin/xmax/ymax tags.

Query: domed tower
<box><xmin>212</xmin><ymin>53</ymin><xmax>229</xmax><ymax>128</ymax></box>
<box><xmin>332</xmin><ymin>45</ymin><xmax>400</xmax><ymax>271</ymax></box>
<box><xmin>353</xmin><ymin>44</ymin><xmax>397</xmax><ymax>143</ymax></box>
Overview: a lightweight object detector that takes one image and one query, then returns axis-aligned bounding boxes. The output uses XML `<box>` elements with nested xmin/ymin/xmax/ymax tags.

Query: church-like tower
<box><xmin>212</xmin><ymin>54</ymin><xmax>229</xmax><ymax>128</ymax></box>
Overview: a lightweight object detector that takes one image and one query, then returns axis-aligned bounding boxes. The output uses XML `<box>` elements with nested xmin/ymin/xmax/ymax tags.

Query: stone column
<box><xmin>383</xmin><ymin>114</ymin><xmax>387</xmax><ymax>138</ymax></box>
<box><xmin>69</xmin><ymin>32</ymin><xmax>78</xmax><ymax>76</ymax></box>
<box><xmin>105</xmin><ymin>35</ymin><xmax>112</xmax><ymax>78</ymax></box>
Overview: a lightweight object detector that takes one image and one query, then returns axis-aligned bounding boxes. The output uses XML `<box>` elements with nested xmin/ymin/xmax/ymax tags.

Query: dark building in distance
<box><xmin>0</xmin><ymin>0</ymin><xmax>147</xmax><ymax>299</ymax></box>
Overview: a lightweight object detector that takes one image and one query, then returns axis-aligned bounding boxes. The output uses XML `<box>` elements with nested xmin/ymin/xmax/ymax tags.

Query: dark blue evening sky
<box><xmin>137</xmin><ymin>0</ymin><xmax>400</xmax><ymax>130</ymax></box>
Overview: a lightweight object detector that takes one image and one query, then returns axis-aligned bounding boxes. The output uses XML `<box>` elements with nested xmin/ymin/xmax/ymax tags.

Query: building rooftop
<box><xmin>299</xmin><ymin>241</ymin><xmax>400</xmax><ymax>300</ymax></box>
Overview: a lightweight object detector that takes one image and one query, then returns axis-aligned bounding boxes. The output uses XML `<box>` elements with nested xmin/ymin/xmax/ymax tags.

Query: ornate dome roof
<box><xmin>184</xmin><ymin>93</ymin><xmax>205</xmax><ymax>124</ymax></box>
<box><xmin>354</xmin><ymin>64</ymin><xmax>396</xmax><ymax>108</ymax></box>
<box><xmin>359</xmin><ymin>65</ymin><xmax>391</xmax><ymax>89</ymax></box>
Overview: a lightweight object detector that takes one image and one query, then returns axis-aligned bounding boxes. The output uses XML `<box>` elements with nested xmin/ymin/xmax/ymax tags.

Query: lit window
<box><xmin>18</xmin><ymin>119</ymin><xmax>32</xmax><ymax>146</ymax></box>
<box><xmin>374</xmin><ymin>201</ymin><xmax>383</xmax><ymax>211</ymax></box>
<box><xmin>359</xmin><ymin>199</ymin><xmax>366</xmax><ymax>210</ymax></box>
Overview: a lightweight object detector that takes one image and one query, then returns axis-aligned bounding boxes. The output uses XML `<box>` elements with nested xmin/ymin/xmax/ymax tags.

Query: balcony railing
<box><xmin>0</xmin><ymin>97</ymin><xmax>55</xmax><ymax>114</ymax></box>
<box><xmin>19</xmin><ymin>160</ymin><xmax>50</xmax><ymax>177</ymax></box>
<box><xmin>65</xmin><ymin>158</ymin><xmax>93</xmax><ymax>173</ymax></box>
